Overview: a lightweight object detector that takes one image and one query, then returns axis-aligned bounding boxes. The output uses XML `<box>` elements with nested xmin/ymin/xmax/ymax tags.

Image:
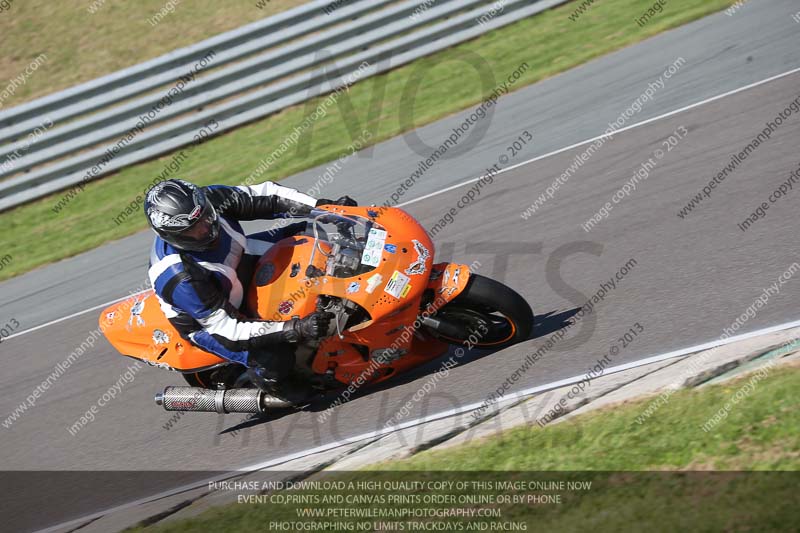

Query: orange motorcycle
<box><xmin>100</xmin><ymin>206</ymin><xmax>533</xmax><ymax>414</ymax></box>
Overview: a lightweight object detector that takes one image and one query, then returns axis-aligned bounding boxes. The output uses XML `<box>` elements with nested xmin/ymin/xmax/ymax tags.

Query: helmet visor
<box><xmin>165</xmin><ymin>201</ymin><xmax>220</xmax><ymax>251</ymax></box>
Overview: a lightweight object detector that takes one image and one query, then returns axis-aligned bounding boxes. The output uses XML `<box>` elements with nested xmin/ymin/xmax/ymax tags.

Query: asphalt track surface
<box><xmin>2</xmin><ymin>1</ymin><xmax>800</xmax><ymax>531</ymax></box>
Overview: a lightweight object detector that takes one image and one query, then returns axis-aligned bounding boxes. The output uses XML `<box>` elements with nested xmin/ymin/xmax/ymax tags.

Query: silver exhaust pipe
<box><xmin>154</xmin><ymin>386</ymin><xmax>294</xmax><ymax>413</ymax></box>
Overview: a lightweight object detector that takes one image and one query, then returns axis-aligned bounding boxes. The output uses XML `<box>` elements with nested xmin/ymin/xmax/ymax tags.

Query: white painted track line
<box><xmin>399</xmin><ymin>65</ymin><xmax>800</xmax><ymax>208</ymax></box>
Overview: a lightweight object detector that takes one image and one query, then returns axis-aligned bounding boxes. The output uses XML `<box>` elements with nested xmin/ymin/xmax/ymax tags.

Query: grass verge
<box><xmin>130</xmin><ymin>363</ymin><xmax>800</xmax><ymax>532</ymax></box>
<box><xmin>0</xmin><ymin>0</ymin><xmax>306</xmax><ymax>107</ymax></box>
<box><xmin>0</xmin><ymin>0</ymin><xmax>736</xmax><ymax>282</ymax></box>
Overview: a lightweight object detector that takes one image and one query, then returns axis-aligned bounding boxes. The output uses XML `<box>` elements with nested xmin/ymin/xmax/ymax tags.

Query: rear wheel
<box><xmin>425</xmin><ymin>274</ymin><xmax>533</xmax><ymax>349</ymax></box>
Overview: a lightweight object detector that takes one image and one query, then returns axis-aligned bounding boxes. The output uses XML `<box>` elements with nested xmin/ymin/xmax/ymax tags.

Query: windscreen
<box><xmin>305</xmin><ymin>209</ymin><xmax>388</xmax><ymax>279</ymax></box>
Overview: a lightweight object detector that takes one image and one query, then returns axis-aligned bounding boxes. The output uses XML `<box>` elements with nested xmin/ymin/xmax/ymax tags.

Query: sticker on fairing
<box><xmin>127</xmin><ymin>296</ymin><xmax>146</xmax><ymax>331</ymax></box>
<box><xmin>400</xmin><ymin>283</ymin><xmax>412</xmax><ymax>298</ymax></box>
<box><xmin>439</xmin><ymin>267</ymin><xmax>462</xmax><ymax>296</ymax></box>
<box><xmin>384</xmin><ymin>271</ymin><xmax>411</xmax><ymax>299</ymax></box>
<box><xmin>278</xmin><ymin>300</ymin><xmax>294</xmax><ymax>315</ymax></box>
<box><xmin>361</xmin><ymin>228</ymin><xmax>387</xmax><ymax>267</ymax></box>
<box><xmin>153</xmin><ymin>329</ymin><xmax>170</xmax><ymax>345</ymax></box>
<box><xmin>365</xmin><ymin>273</ymin><xmax>383</xmax><ymax>294</ymax></box>
<box><xmin>346</xmin><ymin>281</ymin><xmax>361</xmax><ymax>294</ymax></box>
<box><xmin>405</xmin><ymin>239</ymin><xmax>430</xmax><ymax>276</ymax></box>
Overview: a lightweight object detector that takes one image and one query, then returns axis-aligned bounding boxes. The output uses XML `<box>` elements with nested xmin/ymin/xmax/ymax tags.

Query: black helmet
<box><xmin>144</xmin><ymin>179</ymin><xmax>220</xmax><ymax>252</ymax></box>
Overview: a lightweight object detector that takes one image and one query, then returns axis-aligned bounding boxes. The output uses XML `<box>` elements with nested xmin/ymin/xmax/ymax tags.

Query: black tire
<box><xmin>428</xmin><ymin>274</ymin><xmax>533</xmax><ymax>349</ymax></box>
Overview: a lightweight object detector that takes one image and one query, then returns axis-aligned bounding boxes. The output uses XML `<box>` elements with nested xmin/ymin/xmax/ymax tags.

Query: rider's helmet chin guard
<box><xmin>144</xmin><ymin>179</ymin><xmax>221</xmax><ymax>252</ymax></box>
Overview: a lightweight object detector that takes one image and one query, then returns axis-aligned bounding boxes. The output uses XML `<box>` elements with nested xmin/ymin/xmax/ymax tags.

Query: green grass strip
<box><xmin>131</xmin><ymin>363</ymin><xmax>800</xmax><ymax>532</ymax></box>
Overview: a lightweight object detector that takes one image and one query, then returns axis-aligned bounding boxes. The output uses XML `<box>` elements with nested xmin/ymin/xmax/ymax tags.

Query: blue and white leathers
<box><xmin>147</xmin><ymin>182</ymin><xmax>317</xmax><ymax>366</ymax></box>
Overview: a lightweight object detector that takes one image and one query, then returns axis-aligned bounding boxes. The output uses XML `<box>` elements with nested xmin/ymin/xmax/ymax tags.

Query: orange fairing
<box><xmin>245</xmin><ymin>206</ymin><xmax>448</xmax><ymax>386</ymax></box>
<box><xmin>247</xmin><ymin>206</ymin><xmax>437</xmax><ymax>326</ymax></box>
<box><xmin>100</xmin><ymin>291</ymin><xmax>225</xmax><ymax>372</ymax></box>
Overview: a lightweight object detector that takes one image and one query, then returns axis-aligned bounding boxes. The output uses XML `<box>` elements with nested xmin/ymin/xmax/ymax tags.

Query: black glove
<box><xmin>283</xmin><ymin>312</ymin><xmax>334</xmax><ymax>342</ymax></box>
<box><xmin>316</xmin><ymin>196</ymin><xmax>357</xmax><ymax>207</ymax></box>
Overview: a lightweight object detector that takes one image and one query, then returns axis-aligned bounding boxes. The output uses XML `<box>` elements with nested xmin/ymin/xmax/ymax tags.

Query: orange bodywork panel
<box><xmin>100</xmin><ymin>291</ymin><xmax>225</xmax><ymax>372</ymax></box>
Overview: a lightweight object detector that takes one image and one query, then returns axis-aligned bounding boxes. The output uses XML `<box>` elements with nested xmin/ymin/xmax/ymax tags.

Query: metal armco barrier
<box><xmin>0</xmin><ymin>0</ymin><xmax>568</xmax><ymax>212</ymax></box>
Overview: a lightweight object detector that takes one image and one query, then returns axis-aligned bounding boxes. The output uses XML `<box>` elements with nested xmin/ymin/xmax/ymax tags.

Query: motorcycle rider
<box><xmin>144</xmin><ymin>178</ymin><xmax>355</xmax><ymax>399</ymax></box>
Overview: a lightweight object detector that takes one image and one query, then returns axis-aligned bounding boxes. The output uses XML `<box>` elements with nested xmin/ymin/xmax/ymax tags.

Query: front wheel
<box><xmin>425</xmin><ymin>274</ymin><xmax>533</xmax><ymax>350</ymax></box>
